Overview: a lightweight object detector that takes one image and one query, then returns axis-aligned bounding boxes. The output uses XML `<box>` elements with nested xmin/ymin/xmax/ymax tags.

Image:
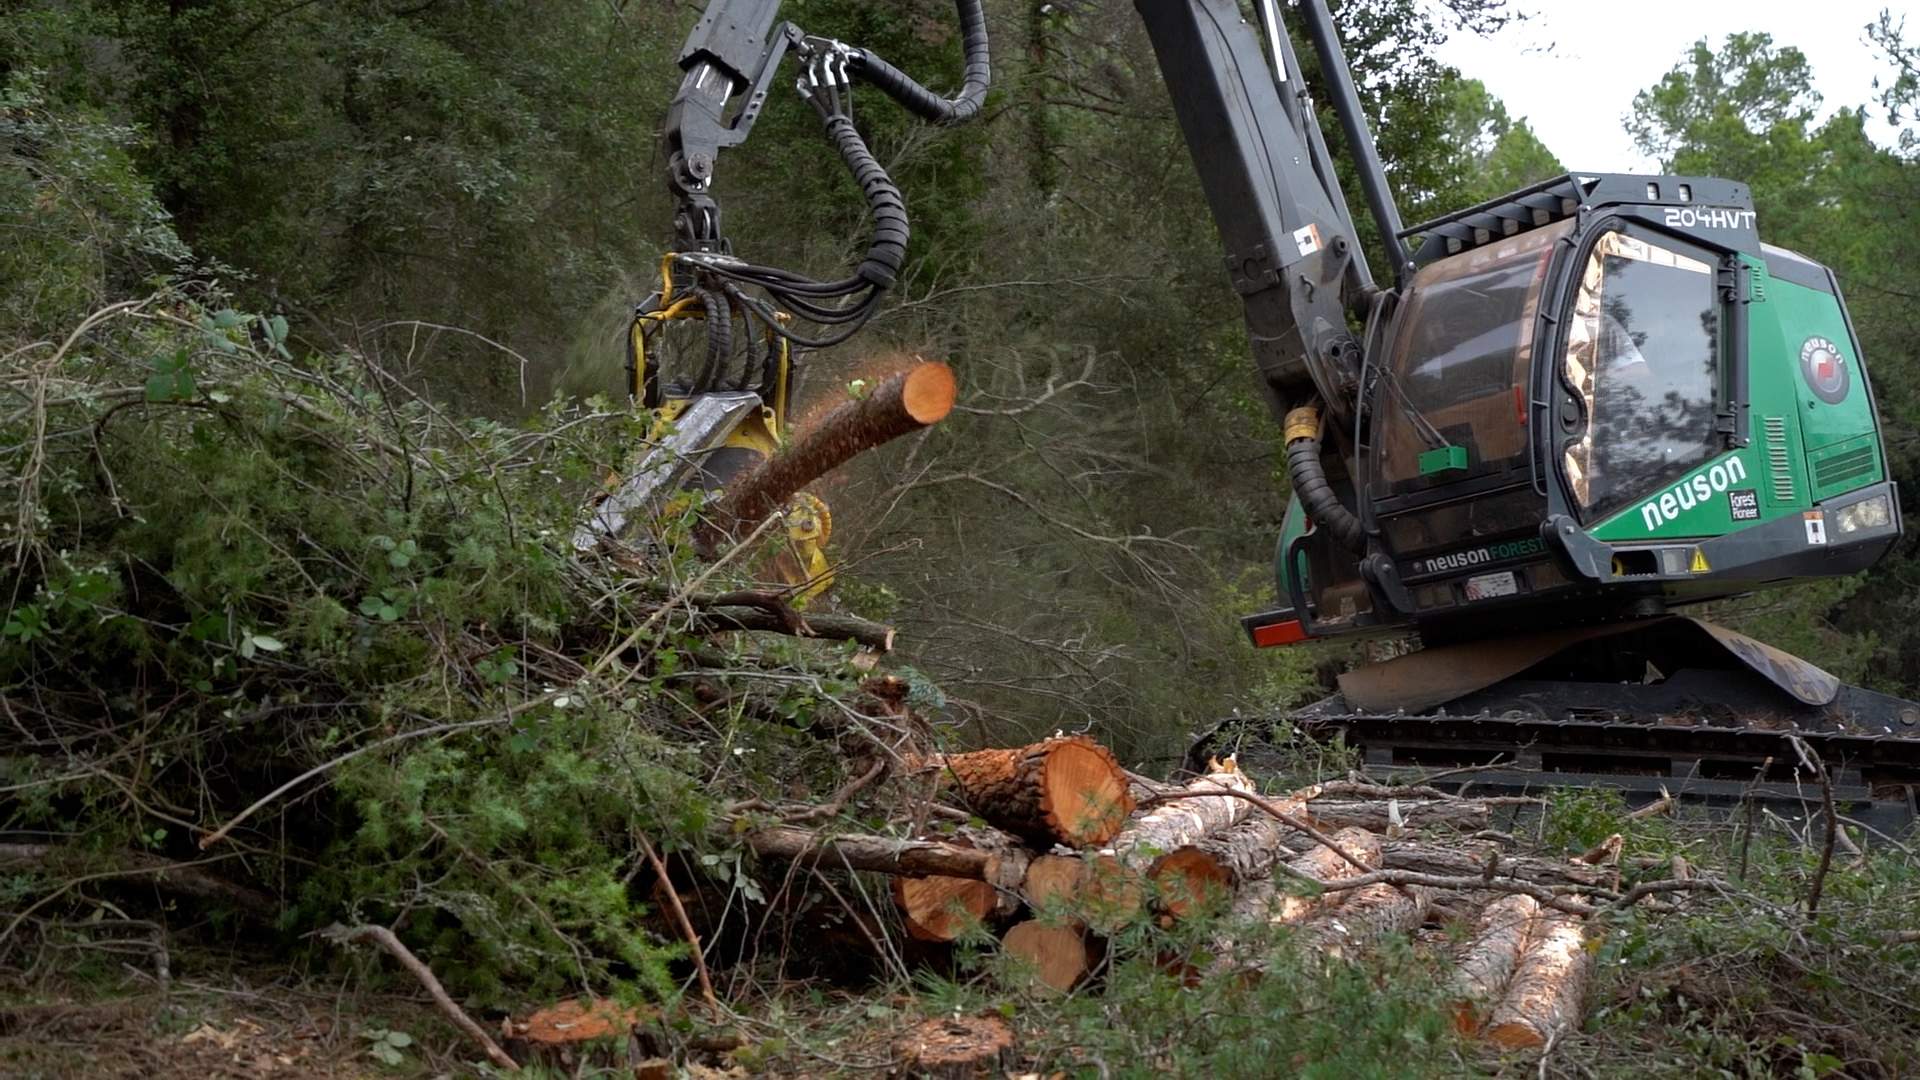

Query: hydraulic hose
<box><xmin>849</xmin><ymin>0</ymin><xmax>991</xmax><ymax>126</ymax></box>
<box><xmin>821</xmin><ymin>113</ymin><xmax>909</xmax><ymax>289</ymax></box>
<box><xmin>1284</xmin><ymin>404</ymin><xmax>1365</xmax><ymax>553</ymax></box>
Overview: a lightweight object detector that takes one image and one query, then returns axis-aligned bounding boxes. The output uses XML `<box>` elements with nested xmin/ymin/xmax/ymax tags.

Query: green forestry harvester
<box><xmin>589</xmin><ymin>0</ymin><xmax>1919</xmax><ymax>826</ymax></box>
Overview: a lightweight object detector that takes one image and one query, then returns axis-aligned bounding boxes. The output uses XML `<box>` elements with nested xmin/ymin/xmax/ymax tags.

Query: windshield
<box><xmin>1373</xmin><ymin>221</ymin><xmax>1568</xmax><ymax>493</ymax></box>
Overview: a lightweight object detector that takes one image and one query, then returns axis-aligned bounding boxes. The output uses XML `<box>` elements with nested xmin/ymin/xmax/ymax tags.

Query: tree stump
<box><xmin>1450</xmin><ymin>893</ymin><xmax>1542</xmax><ymax>1035</ymax></box>
<box><xmin>936</xmin><ymin>736</ymin><xmax>1134</xmax><ymax>848</ymax></box>
<box><xmin>502</xmin><ymin>997</ymin><xmax>651</xmax><ymax>1071</ymax></box>
<box><xmin>1483</xmin><ymin>911</ymin><xmax>1592</xmax><ymax>1049</ymax></box>
<box><xmin>1000</xmin><ymin>920</ymin><xmax>1094</xmax><ymax>994</ymax></box>
<box><xmin>892</xmin><ymin>1015</ymin><xmax>1014</xmax><ymax>1078</ymax></box>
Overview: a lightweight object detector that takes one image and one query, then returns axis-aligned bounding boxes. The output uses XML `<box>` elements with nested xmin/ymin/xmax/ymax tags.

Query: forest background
<box><xmin>6</xmin><ymin>1</ymin><xmax>1918</xmax><ymax>767</ymax></box>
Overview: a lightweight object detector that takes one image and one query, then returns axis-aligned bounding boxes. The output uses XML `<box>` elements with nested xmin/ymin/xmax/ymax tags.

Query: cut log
<box><xmin>1000</xmin><ymin>920</ymin><xmax>1093</xmax><ymax>994</ymax></box>
<box><xmin>892</xmin><ymin>1015</ymin><xmax>1014</xmax><ymax>1079</ymax></box>
<box><xmin>1483</xmin><ymin>911</ymin><xmax>1592</xmax><ymax>1049</ymax></box>
<box><xmin>745</xmin><ymin>825</ymin><xmax>1025</xmax><ymax>886</ymax></box>
<box><xmin>893</xmin><ymin>874</ymin><xmax>996</xmax><ymax>943</ymax></box>
<box><xmin>1271</xmin><ymin>827</ymin><xmax>1384</xmax><ymax>924</ymax></box>
<box><xmin>1449</xmin><ymin>894</ymin><xmax>1542</xmax><ymax>1036</ymax></box>
<box><xmin>1380</xmin><ymin>842</ymin><xmax>1608</xmax><ymax>890</ymax></box>
<box><xmin>1020</xmin><ymin>853</ymin><xmax>1087</xmax><ymax>913</ymax></box>
<box><xmin>1076</xmin><ymin>761</ymin><xmax>1255</xmax><ymax>926</ymax></box>
<box><xmin>1187</xmin><ymin>806</ymin><xmax>1308</xmax><ymax>887</ymax></box>
<box><xmin>1147</xmin><ymin>847</ymin><xmax>1234</xmax><ymax>920</ymax></box>
<box><xmin>1305</xmin><ymin>798</ymin><xmax>1491</xmax><ymax>833</ymax></box>
<box><xmin>1302</xmin><ymin>883</ymin><xmax>1431</xmax><ymax>958</ymax></box>
<box><xmin>704</xmin><ymin>361</ymin><xmax>957</xmax><ymax>547</ymax></box>
<box><xmin>892</xmin><ymin>828</ymin><xmax>1027</xmax><ymax>940</ymax></box>
<box><xmin>934</xmin><ymin>736</ymin><xmax>1134</xmax><ymax>848</ymax></box>
<box><xmin>1110</xmin><ymin>759</ymin><xmax>1255</xmax><ymax>865</ymax></box>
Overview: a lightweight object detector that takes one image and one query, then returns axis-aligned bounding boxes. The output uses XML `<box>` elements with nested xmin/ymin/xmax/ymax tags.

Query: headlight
<box><xmin>1834</xmin><ymin>494</ymin><xmax>1892</xmax><ymax>534</ymax></box>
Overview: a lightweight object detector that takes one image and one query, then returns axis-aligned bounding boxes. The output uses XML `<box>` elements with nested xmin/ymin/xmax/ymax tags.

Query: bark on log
<box><xmin>1112</xmin><ymin>760</ymin><xmax>1254</xmax><ymax>864</ymax></box>
<box><xmin>1000</xmin><ymin>920</ymin><xmax>1094</xmax><ymax>994</ymax></box>
<box><xmin>1305</xmin><ymin>798</ymin><xmax>1491</xmax><ymax>833</ymax></box>
<box><xmin>703</xmin><ymin>361</ymin><xmax>958</xmax><ymax>546</ymax></box>
<box><xmin>1271</xmin><ymin>827</ymin><xmax>1384</xmax><ymax>925</ymax></box>
<box><xmin>1301</xmin><ymin>882</ymin><xmax>1431</xmax><ymax>958</ymax></box>
<box><xmin>745</xmin><ymin>825</ymin><xmax>1020</xmax><ymax>884</ymax></box>
<box><xmin>1450</xmin><ymin>894</ymin><xmax>1542</xmax><ymax>1035</ymax></box>
<box><xmin>1483</xmin><ymin>911</ymin><xmax>1592</xmax><ymax>1049</ymax></box>
<box><xmin>934</xmin><ymin>736</ymin><xmax>1134</xmax><ymax>848</ymax></box>
<box><xmin>687</xmin><ymin>606</ymin><xmax>896</xmax><ymax>652</ymax></box>
<box><xmin>892</xmin><ymin>1015</ymin><xmax>1014</xmax><ymax>1078</ymax></box>
<box><xmin>1380</xmin><ymin>842</ymin><xmax>1608</xmax><ymax>890</ymax></box>
<box><xmin>0</xmin><ymin>843</ymin><xmax>276</xmax><ymax>918</ymax></box>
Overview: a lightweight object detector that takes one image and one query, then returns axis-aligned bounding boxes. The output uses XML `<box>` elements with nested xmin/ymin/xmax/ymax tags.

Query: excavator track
<box><xmin>1196</xmin><ymin>619</ymin><xmax>1920</xmax><ymax>834</ymax></box>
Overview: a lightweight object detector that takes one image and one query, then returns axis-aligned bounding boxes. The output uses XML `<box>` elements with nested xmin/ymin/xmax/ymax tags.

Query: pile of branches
<box><xmin>0</xmin><ymin>292</ymin><xmax>920</xmax><ymax>1001</ymax></box>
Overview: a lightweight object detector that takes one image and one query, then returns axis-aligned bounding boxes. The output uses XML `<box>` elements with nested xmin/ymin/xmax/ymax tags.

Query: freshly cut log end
<box><xmin>893</xmin><ymin>873</ymin><xmax>996</xmax><ymax>943</ymax></box>
<box><xmin>1450</xmin><ymin>893</ymin><xmax>1542</xmax><ymax>1036</ymax></box>
<box><xmin>940</xmin><ymin>736</ymin><xmax>1134</xmax><ymax>848</ymax></box>
<box><xmin>892</xmin><ymin>1014</ymin><xmax>1014</xmax><ymax>1079</ymax></box>
<box><xmin>1021</xmin><ymin>854</ymin><xmax>1087</xmax><ymax>913</ymax></box>
<box><xmin>1001</xmin><ymin>920</ymin><xmax>1093</xmax><ymax>994</ymax></box>
<box><xmin>1483</xmin><ymin>912</ymin><xmax>1592</xmax><ymax>1049</ymax></box>
<box><xmin>1079</xmin><ymin>853</ymin><xmax>1145</xmax><ymax>931</ymax></box>
<box><xmin>899</xmin><ymin>361</ymin><xmax>960</xmax><ymax>424</ymax></box>
<box><xmin>1149</xmin><ymin>847</ymin><xmax>1233</xmax><ymax>920</ymax></box>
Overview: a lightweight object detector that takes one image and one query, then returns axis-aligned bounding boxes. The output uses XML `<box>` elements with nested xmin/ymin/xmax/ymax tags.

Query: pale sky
<box><xmin>1429</xmin><ymin>0</ymin><xmax>1908</xmax><ymax>171</ymax></box>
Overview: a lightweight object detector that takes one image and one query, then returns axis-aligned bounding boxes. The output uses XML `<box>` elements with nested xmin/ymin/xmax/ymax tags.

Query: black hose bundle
<box><xmin>1284</xmin><ymin>405</ymin><xmax>1366</xmax><ymax>553</ymax></box>
<box><xmin>849</xmin><ymin>0</ymin><xmax>991</xmax><ymax>126</ymax></box>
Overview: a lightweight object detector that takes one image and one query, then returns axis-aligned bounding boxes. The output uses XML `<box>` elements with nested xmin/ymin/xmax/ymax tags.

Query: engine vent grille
<box><xmin>1815</xmin><ymin>444</ymin><xmax>1877</xmax><ymax>489</ymax></box>
<box><xmin>1764</xmin><ymin>416</ymin><xmax>1793</xmax><ymax>502</ymax></box>
<box><xmin>1750</xmin><ymin>265</ymin><xmax>1767</xmax><ymax>303</ymax></box>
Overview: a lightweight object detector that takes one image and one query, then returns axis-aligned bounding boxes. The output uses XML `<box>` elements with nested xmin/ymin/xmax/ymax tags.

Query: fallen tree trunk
<box><xmin>702</xmin><ymin>361</ymin><xmax>958</xmax><ymax>547</ymax></box>
<box><xmin>1483</xmin><ymin>910</ymin><xmax>1591</xmax><ymax>1049</ymax></box>
<box><xmin>931</xmin><ymin>736</ymin><xmax>1134</xmax><ymax>848</ymax></box>
<box><xmin>0</xmin><ymin>843</ymin><xmax>276</xmax><ymax>919</ymax></box>
<box><xmin>1450</xmin><ymin>894</ymin><xmax>1542</xmax><ymax>1035</ymax></box>
<box><xmin>1381</xmin><ymin>842</ymin><xmax>1609</xmax><ymax>890</ymax></box>
<box><xmin>1271</xmin><ymin>827</ymin><xmax>1385</xmax><ymax>925</ymax></box>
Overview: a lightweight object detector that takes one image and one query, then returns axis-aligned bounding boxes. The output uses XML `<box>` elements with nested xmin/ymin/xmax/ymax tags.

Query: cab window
<box><xmin>1560</xmin><ymin>229</ymin><xmax>1720</xmax><ymax>520</ymax></box>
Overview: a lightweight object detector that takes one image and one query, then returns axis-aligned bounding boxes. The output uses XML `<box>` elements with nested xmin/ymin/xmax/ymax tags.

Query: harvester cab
<box><xmin>1257</xmin><ymin>174</ymin><xmax>1902</xmax><ymax>654</ymax></box>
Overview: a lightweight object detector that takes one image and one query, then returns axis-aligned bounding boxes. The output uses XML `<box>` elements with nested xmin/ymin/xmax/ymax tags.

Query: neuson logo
<box><xmin>1638</xmin><ymin>457</ymin><xmax>1749</xmax><ymax>531</ymax></box>
<box><xmin>1407</xmin><ymin>536</ymin><xmax>1546</xmax><ymax>577</ymax></box>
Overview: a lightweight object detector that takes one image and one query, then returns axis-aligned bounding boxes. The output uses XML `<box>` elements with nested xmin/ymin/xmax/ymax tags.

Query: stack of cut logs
<box><xmin>748</xmin><ymin>734</ymin><xmax>1605</xmax><ymax>1055</ymax></box>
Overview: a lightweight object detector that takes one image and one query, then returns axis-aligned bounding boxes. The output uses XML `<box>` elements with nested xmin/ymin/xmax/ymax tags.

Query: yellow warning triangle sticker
<box><xmin>1689</xmin><ymin>548</ymin><xmax>1710</xmax><ymax>574</ymax></box>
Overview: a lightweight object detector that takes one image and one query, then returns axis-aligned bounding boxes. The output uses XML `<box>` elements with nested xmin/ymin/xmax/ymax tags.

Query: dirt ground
<box><xmin>0</xmin><ymin>966</ymin><xmax>442</xmax><ymax>1079</ymax></box>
